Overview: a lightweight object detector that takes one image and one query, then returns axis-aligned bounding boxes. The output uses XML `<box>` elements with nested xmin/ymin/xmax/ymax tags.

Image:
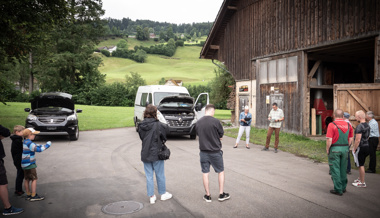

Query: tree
<box><xmin>166</xmin><ymin>26</ymin><xmax>175</xmax><ymax>41</ymax></box>
<box><xmin>209</xmin><ymin>63</ymin><xmax>235</xmax><ymax>109</ymax></box>
<box><xmin>136</xmin><ymin>25</ymin><xmax>144</xmax><ymax>40</ymax></box>
<box><xmin>158</xmin><ymin>77</ymin><xmax>166</xmax><ymax>85</ymax></box>
<box><xmin>143</xmin><ymin>27</ymin><xmax>150</xmax><ymax>40</ymax></box>
<box><xmin>117</xmin><ymin>39</ymin><xmax>128</xmax><ymax>49</ymax></box>
<box><xmin>159</xmin><ymin>31</ymin><xmax>165</xmax><ymax>41</ymax></box>
<box><xmin>125</xmin><ymin>72</ymin><xmax>146</xmax><ymax>102</ymax></box>
<box><xmin>134</xmin><ymin>49</ymin><xmax>147</xmax><ymax>63</ymax></box>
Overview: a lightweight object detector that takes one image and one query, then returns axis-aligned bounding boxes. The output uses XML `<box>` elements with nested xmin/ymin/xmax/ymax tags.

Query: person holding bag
<box><xmin>138</xmin><ymin>104</ymin><xmax>172</xmax><ymax>204</ymax></box>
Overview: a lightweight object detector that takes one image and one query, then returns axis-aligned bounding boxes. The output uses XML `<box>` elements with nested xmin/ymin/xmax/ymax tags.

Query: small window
<box><xmin>140</xmin><ymin>93</ymin><xmax>148</xmax><ymax>106</ymax></box>
<box><xmin>148</xmin><ymin>93</ymin><xmax>153</xmax><ymax>105</ymax></box>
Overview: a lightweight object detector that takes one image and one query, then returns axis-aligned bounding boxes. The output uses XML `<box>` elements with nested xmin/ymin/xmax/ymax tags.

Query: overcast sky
<box><xmin>101</xmin><ymin>0</ymin><xmax>224</xmax><ymax>24</ymax></box>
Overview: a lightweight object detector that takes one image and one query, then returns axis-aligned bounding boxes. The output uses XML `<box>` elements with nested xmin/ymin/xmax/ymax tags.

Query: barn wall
<box><xmin>217</xmin><ymin>0</ymin><xmax>380</xmax><ymax>81</ymax></box>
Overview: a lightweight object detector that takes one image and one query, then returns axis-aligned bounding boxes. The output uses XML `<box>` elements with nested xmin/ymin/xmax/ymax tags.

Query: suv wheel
<box><xmin>190</xmin><ymin>134</ymin><xmax>196</xmax><ymax>140</ymax></box>
<box><xmin>70</xmin><ymin>127</ymin><xmax>79</xmax><ymax>141</ymax></box>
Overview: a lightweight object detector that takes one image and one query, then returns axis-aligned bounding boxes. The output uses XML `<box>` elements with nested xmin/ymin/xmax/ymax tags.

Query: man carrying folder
<box><xmin>326</xmin><ymin>109</ymin><xmax>354</xmax><ymax>196</ymax></box>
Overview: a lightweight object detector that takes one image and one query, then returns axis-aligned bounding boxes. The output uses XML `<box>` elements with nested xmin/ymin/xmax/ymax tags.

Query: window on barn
<box><xmin>258</xmin><ymin>56</ymin><xmax>298</xmax><ymax>84</ymax></box>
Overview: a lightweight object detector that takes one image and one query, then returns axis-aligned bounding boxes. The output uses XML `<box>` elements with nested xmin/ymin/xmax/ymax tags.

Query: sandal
<box><xmin>233</xmin><ymin>145</ymin><xmax>238</xmax><ymax>148</ymax></box>
<box><xmin>246</xmin><ymin>146</ymin><xmax>250</xmax><ymax>149</ymax></box>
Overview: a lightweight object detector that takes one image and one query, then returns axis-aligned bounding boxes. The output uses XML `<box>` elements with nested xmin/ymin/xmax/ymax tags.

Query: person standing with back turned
<box><xmin>365</xmin><ymin>111</ymin><xmax>379</xmax><ymax>174</ymax></box>
<box><xmin>326</xmin><ymin>109</ymin><xmax>353</xmax><ymax>196</ymax></box>
<box><xmin>196</xmin><ymin>104</ymin><xmax>230</xmax><ymax>203</ymax></box>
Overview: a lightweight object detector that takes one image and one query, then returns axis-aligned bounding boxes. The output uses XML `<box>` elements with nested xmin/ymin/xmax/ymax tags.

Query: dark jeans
<box><xmin>15</xmin><ymin>166</ymin><xmax>24</xmax><ymax>192</ymax></box>
<box><xmin>368</xmin><ymin>137</ymin><xmax>379</xmax><ymax>172</ymax></box>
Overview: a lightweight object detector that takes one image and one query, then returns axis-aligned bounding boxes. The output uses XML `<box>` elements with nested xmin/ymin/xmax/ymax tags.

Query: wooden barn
<box><xmin>201</xmin><ymin>0</ymin><xmax>380</xmax><ymax>136</ymax></box>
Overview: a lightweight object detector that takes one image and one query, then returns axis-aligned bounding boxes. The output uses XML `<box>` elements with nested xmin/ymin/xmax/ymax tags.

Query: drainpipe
<box><xmin>211</xmin><ymin>59</ymin><xmax>234</xmax><ymax>78</ymax></box>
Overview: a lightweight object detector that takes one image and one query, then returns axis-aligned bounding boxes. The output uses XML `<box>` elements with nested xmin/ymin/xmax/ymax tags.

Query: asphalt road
<box><xmin>1</xmin><ymin>127</ymin><xmax>380</xmax><ymax>218</ymax></box>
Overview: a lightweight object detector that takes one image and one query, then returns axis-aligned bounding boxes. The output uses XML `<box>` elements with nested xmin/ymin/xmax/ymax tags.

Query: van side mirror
<box><xmin>196</xmin><ymin>103</ymin><xmax>202</xmax><ymax>111</ymax></box>
<box><xmin>24</xmin><ymin>108</ymin><xmax>30</xmax><ymax>112</ymax></box>
<box><xmin>76</xmin><ymin>109</ymin><xmax>82</xmax><ymax>113</ymax></box>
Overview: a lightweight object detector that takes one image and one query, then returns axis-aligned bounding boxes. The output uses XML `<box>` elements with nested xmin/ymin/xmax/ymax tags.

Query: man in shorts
<box><xmin>196</xmin><ymin>104</ymin><xmax>230</xmax><ymax>202</ymax></box>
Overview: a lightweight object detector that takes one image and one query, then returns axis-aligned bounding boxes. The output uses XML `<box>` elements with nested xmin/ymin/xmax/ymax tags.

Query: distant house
<box><xmin>165</xmin><ymin>79</ymin><xmax>183</xmax><ymax>86</ymax></box>
<box><xmin>97</xmin><ymin>46</ymin><xmax>117</xmax><ymax>53</ymax></box>
<box><xmin>108</xmin><ymin>46</ymin><xmax>117</xmax><ymax>53</ymax></box>
<box><xmin>149</xmin><ymin>33</ymin><xmax>156</xmax><ymax>38</ymax></box>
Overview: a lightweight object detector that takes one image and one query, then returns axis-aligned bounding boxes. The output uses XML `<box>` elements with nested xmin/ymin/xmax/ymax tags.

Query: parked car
<box><xmin>134</xmin><ymin>85</ymin><xmax>209</xmax><ymax>139</ymax></box>
<box><xmin>24</xmin><ymin>92</ymin><xmax>82</xmax><ymax>141</ymax></box>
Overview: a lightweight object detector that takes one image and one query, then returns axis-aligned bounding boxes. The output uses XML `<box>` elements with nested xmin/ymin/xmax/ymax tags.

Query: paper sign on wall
<box><xmin>266</xmin><ymin>95</ymin><xmax>270</xmax><ymax>104</ymax></box>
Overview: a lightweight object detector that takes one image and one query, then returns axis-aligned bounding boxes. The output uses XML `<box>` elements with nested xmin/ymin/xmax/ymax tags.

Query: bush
<box><xmin>154</xmin><ymin>38</ymin><xmax>159</xmax><ymax>42</ymax></box>
<box><xmin>175</xmin><ymin>40</ymin><xmax>184</xmax><ymax>47</ymax></box>
<box><xmin>100</xmin><ymin>49</ymin><xmax>110</xmax><ymax>57</ymax></box>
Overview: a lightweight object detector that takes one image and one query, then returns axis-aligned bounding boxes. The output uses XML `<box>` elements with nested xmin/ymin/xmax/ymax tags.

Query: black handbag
<box><xmin>156</xmin><ymin>122</ymin><xmax>170</xmax><ymax>160</ymax></box>
<box><xmin>158</xmin><ymin>143</ymin><xmax>170</xmax><ymax>160</ymax></box>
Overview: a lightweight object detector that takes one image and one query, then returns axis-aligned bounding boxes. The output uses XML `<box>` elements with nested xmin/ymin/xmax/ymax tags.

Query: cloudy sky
<box><xmin>101</xmin><ymin>0</ymin><xmax>224</xmax><ymax>24</ymax></box>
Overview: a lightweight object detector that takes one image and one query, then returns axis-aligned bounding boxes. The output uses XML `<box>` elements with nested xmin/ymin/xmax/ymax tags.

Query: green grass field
<box><xmin>97</xmin><ymin>38</ymin><xmax>216</xmax><ymax>85</ymax></box>
<box><xmin>0</xmin><ymin>102</ymin><xmax>230</xmax><ymax>131</ymax></box>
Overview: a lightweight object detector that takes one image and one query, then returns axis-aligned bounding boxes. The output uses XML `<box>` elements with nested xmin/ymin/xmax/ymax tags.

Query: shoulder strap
<box><xmin>331</xmin><ymin>122</ymin><xmax>341</xmax><ymax>131</ymax></box>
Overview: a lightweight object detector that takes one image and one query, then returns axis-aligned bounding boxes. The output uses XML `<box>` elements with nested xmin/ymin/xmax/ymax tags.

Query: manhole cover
<box><xmin>102</xmin><ymin>201</ymin><xmax>143</xmax><ymax>215</ymax></box>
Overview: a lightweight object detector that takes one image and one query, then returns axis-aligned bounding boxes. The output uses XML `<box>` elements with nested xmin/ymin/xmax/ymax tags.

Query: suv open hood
<box><xmin>31</xmin><ymin>92</ymin><xmax>74</xmax><ymax>110</ymax></box>
<box><xmin>157</xmin><ymin>96</ymin><xmax>194</xmax><ymax>111</ymax></box>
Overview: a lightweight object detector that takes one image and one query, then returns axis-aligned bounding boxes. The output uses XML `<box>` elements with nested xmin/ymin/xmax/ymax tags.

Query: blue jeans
<box><xmin>143</xmin><ymin>160</ymin><xmax>166</xmax><ymax>197</ymax></box>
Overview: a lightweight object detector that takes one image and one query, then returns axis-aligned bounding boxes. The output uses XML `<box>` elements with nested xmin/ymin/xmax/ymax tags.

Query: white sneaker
<box><xmin>353</xmin><ymin>178</ymin><xmax>360</xmax><ymax>183</ymax></box>
<box><xmin>160</xmin><ymin>192</ymin><xmax>172</xmax><ymax>201</ymax></box>
<box><xmin>352</xmin><ymin>181</ymin><xmax>367</xmax><ymax>188</ymax></box>
<box><xmin>150</xmin><ymin>195</ymin><xmax>156</xmax><ymax>204</ymax></box>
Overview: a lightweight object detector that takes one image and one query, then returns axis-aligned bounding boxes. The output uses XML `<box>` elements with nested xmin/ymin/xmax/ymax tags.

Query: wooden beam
<box><xmin>308</xmin><ymin>60</ymin><xmax>321</xmax><ymax>79</ymax></box>
<box><xmin>347</xmin><ymin>90</ymin><xmax>370</xmax><ymax>112</ymax></box>
<box><xmin>311</xmin><ymin>108</ymin><xmax>316</xmax><ymax>135</ymax></box>
<box><xmin>210</xmin><ymin>45</ymin><xmax>220</xmax><ymax>50</ymax></box>
<box><xmin>227</xmin><ymin>6</ymin><xmax>237</xmax><ymax>10</ymax></box>
<box><xmin>375</xmin><ymin>36</ymin><xmax>380</xmax><ymax>83</ymax></box>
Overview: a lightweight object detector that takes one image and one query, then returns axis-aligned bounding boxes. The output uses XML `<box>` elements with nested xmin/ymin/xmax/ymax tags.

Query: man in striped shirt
<box><xmin>366</xmin><ymin>111</ymin><xmax>379</xmax><ymax>173</ymax></box>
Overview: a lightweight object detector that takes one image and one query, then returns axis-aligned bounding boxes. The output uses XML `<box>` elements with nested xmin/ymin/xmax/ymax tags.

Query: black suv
<box><xmin>24</xmin><ymin>92</ymin><xmax>82</xmax><ymax>141</ymax></box>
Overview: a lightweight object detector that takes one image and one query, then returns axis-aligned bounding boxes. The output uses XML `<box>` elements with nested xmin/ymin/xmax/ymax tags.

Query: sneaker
<box><xmin>25</xmin><ymin>195</ymin><xmax>31</xmax><ymax>201</ymax></box>
<box><xmin>353</xmin><ymin>178</ymin><xmax>360</xmax><ymax>183</ymax></box>
<box><xmin>29</xmin><ymin>194</ymin><xmax>45</xmax><ymax>202</ymax></box>
<box><xmin>262</xmin><ymin>147</ymin><xmax>269</xmax><ymax>151</ymax></box>
<box><xmin>203</xmin><ymin>195</ymin><xmax>212</xmax><ymax>203</ymax></box>
<box><xmin>352</xmin><ymin>181</ymin><xmax>366</xmax><ymax>188</ymax></box>
<box><xmin>14</xmin><ymin>191</ymin><xmax>24</xmax><ymax>196</ymax></box>
<box><xmin>150</xmin><ymin>195</ymin><xmax>156</xmax><ymax>204</ymax></box>
<box><xmin>2</xmin><ymin>206</ymin><xmax>24</xmax><ymax>216</ymax></box>
<box><xmin>218</xmin><ymin>192</ymin><xmax>230</xmax><ymax>202</ymax></box>
<box><xmin>274</xmin><ymin>148</ymin><xmax>278</xmax><ymax>153</ymax></box>
<box><xmin>160</xmin><ymin>192</ymin><xmax>172</xmax><ymax>201</ymax></box>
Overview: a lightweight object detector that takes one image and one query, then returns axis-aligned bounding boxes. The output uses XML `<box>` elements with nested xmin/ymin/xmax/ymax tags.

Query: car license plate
<box><xmin>47</xmin><ymin>127</ymin><xmax>57</xmax><ymax>130</ymax></box>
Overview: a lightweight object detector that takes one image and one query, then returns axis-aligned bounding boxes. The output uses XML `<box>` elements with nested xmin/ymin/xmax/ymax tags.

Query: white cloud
<box><xmin>101</xmin><ymin>0</ymin><xmax>223</xmax><ymax>24</ymax></box>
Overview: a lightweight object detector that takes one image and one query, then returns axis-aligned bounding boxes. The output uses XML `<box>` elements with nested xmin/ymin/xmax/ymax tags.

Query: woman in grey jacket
<box><xmin>138</xmin><ymin>104</ymin><xmax>172</xmax><ymax>204</ymax></box>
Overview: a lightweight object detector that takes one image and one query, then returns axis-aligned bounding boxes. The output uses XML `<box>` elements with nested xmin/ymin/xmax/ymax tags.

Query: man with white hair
<box><xmin>365</xmin><ymin>111</ymin><xmax>379</xmax><ymax>173</ymax></box>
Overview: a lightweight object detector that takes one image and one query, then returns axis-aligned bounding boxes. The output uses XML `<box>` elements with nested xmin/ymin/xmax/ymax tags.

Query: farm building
<box><xmin>201</xmin><ymin>0</ymin><xmax>380</xmax><ymax>136</ymax></box>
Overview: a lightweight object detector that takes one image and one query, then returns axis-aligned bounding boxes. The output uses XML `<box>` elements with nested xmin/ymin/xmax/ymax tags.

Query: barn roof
<box><xmin>200</xmin><ymin>0</ymin><xmax>239</xmax><ymax>59</ymax></box>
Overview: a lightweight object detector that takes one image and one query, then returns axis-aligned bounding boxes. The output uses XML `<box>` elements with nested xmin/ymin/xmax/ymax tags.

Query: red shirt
<box><xmin>326</xmin><ymin>119</ymin><xmax>354</xmax><ymax>144</ymax></box>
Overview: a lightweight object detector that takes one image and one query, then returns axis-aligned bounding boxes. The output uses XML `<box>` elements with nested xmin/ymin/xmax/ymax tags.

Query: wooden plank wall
<box><xmin>256</xmin><ymin>82</ymin><xmax>300</xmax><ymax>133</ymax></box>
<box><xmin>334</xmin><ymin>83</ymin><xmax>380</xmax><ymax>129</ymax></box>
<box><xmin>218</xmin><ymin>0</ymin><xmax>380</xmax><ymax>81</ymax></box>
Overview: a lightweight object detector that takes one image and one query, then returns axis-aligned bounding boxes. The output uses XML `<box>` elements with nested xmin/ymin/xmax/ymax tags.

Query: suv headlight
<box><xmin>27</xmin><ymin>115</ymin><xmax>37</xmax><ymax>121</ymax></box>
<box><xmin>157</xmin><ymin>110</ymin><xmax>167</xmax><ymax>124</ymax></box>
<box><xmin>67</xmin><ymin>114</ymin><xmax>77</xmax><ymax>121</ymax></box>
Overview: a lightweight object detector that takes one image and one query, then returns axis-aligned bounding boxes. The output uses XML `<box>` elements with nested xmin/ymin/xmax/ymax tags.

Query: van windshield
<box><xmin>154</xmin><ymin>92</ymin><xmax>189</xmax><ymax>105</ymax></box>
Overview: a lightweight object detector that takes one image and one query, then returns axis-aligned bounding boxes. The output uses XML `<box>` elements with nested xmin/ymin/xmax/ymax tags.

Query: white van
<box><xmin>134</xmin><ymin>85</ymin><xmax>209</xmax><ymax>139</ymax></box>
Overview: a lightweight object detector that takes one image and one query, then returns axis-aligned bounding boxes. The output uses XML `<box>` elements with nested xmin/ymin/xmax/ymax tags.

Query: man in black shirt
<box><xmin>196</xmin><ymin>104</ymin><xmax>230</xmax><ymax>203</ymax></box>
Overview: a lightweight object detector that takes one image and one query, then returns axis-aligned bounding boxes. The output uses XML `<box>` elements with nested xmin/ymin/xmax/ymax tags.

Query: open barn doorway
<box><xmin>307</xmin><ymin>38</ymin><xmax>375</xmax><ymax>135</ymax></box>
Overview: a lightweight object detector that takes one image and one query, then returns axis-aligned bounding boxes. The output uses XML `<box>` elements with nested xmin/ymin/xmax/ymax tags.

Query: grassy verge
<box><xmin>0</xmin><ymin>102</ymin><xmax>230</xmax><ymax>131</ymax></box>
<box><xmin>224</xmin><ymin>127</ymin><xmax>380</xmax><ymax>172</ymax></box>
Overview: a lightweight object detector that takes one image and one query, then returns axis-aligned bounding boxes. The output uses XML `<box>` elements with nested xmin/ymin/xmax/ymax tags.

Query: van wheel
<box><xmin>190</xmin><ymin>134</ymin><xmax>196</xmax><ymax>140</ymax></box>
<box><xmin>70</xmin><ymin>127</ymin><xmax>79</xmax><ymax>141</ymax></box>
<box><xmin>135</xmin><ymin>121</ymin><xmax>139</xmax><ymax>132</ymax></box>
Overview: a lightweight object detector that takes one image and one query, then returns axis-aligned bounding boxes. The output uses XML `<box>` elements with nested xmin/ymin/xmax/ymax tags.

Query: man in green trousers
<box><xmin>326</xmin><ymin>109</ymin><xmax>354</xmax><ymax>196</ymax></box>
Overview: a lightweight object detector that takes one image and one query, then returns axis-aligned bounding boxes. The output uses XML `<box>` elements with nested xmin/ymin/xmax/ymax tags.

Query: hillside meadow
<box><xmin>0</xmin><ymin>102</ymin><xmax>231</xmax><ymax>131</ymax></box>
<box><xmin>97</xmin><ymin>37</ymin><xmax>215</xmax><ymax>85</ymax></box>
